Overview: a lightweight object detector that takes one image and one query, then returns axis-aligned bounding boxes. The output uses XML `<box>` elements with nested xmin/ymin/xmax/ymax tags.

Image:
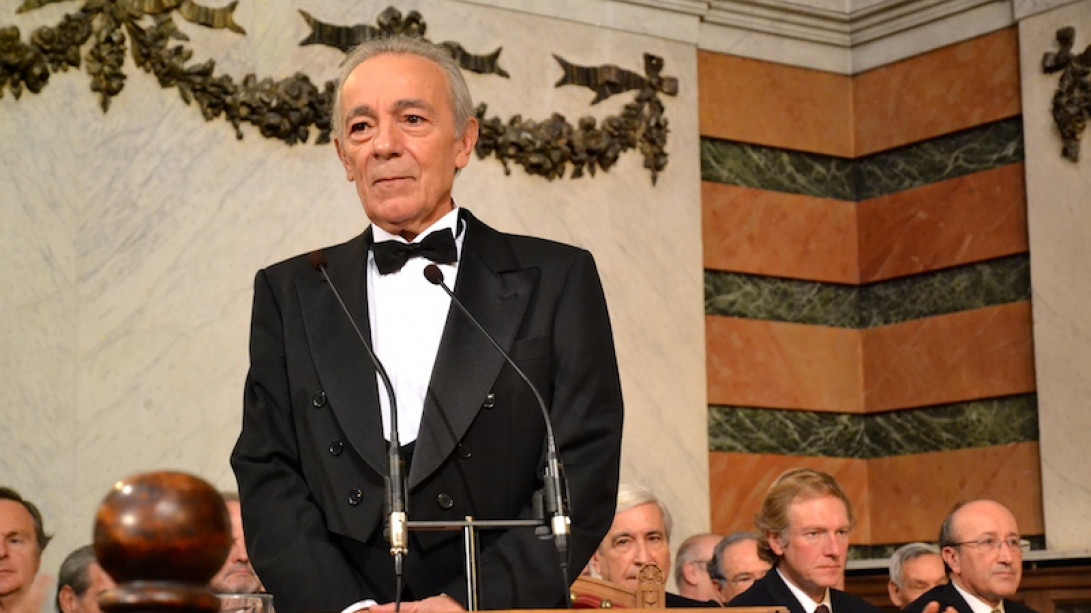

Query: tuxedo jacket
<box><xmin>901</xmin><ymin>582</ymin><xmax>1039</xmax><ymax>613</ymax></box>
<box><xmin>727</xmin><ymin>568</ymin><xmax>884</xmax><ymax>613</ymax></box>
<box><xmin>231</xmin><ymin>210</ymin><xmax>624</xmax><ymax>612</ymax></box>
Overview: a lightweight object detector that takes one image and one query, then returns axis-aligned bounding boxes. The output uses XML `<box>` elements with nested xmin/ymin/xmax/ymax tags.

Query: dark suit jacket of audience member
<box><xmin>666</xmin><ymin>592</ymin><xmax>721</xmax><ymax>608</ymax></box>
<box><xmin>728</xmin><ymin>568</ymin><xmax>884</xmax><ymax>613</ymax></box>
<box><xmin>901</xmin><ymin>582</ymin><xmax>1038</xmax><ymax>613</ymax></box>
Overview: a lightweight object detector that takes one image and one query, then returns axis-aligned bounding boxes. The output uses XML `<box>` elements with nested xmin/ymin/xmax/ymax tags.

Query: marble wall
<box><xmin>0</xmin><ymin>0</ymin><xmax>706</xmax><ymax>585</ymax></box>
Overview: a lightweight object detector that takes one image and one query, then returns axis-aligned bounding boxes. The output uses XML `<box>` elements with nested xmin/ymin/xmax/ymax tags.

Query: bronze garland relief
<box><xmin>1042</xmin><ymin>26</ymin><xmax>1091</xmax><ymax>162</ymax></box>
<box><xmin>0</xmin><ymin>2</ymin><xmax>676</xmax><ymax>183</ymax></box>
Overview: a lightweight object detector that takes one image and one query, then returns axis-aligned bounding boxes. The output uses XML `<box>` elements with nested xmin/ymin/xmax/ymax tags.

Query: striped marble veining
<box><xmin>701</xmin><ymin>118</ymin><xmax>1024</xmax><ymax>200</ymax></box>
<box><xmin>705</xmin><ymin>254</ymin><xmax>1030</xmax><ymax>327</ymax></box>
<box><xmin>708</xmin><ymin>393</ymin><xmax>1038</xmax><ymax>457</ymax></box>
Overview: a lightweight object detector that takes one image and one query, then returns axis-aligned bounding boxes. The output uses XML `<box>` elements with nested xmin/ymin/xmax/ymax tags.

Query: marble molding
<box><xmin>1018</xmin><ymin>0</ymin><xmax>1091</xmax><ymax>553</ymax></box>
<box><xmin>0</xmin><ymin>0</ymin><xmax>707</xmax><ymax>583</ymax></box>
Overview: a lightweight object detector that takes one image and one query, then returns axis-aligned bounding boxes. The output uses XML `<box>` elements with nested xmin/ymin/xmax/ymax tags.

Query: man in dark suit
<box><xmin>901</xmin><ymin>500</ymin><xmax>1037</xmax><ymax>613</ymax></box>
<box><xmin>231</xmin><ymin>35</ymin><xmax>624</xmax><ymax>613</ymax></box>
<box><xmin>727</xmin><ymin>469</ymin><xmax>882</xmax><ymax>613</ymax></box>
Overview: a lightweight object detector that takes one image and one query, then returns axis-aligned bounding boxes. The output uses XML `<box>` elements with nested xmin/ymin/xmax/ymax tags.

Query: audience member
<box><xmin>0</xmin><ymin>487</ymin><xmax>52</xmax><ymax>613</ymax></box>
<box><xmin>674</xmin><ymin>533</ymin><xmax>724</xmax><ymax>604</ymax></box>
<box><xmin>727</xmin><ymin>469</ymin><xmax>882</xmax><ymax>613</ymax></box>
<box><xmin>589</xmin><ymin>483</ymin><xmax>716</xmax><ymax>607</ymax></box>
<box><xmin>56</xmin><ymin>546</ymin><xmax>115</xmax><ymax>613</ymax></box>
<box><xmin>708</xmin><ymin>532</ymin><xmax>771</xmax><ymax>603</ymax></box>
<box><xmin>887</xmin><ymin>543</ymin><xmax>946</xmax><ymax>608</ymax></box>
<box><xmin>902</xmin><ymin>500</ymin><xmax>1036</xmax><ymax>613</ymax></box>
<box><xmin>209</xmin><ymin>493</ymin><xmax>264</xmax><ymax>594</ymax></box>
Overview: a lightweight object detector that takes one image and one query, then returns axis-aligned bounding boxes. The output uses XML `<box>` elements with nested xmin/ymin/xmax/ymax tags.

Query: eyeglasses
<box><xmin>948</xmin><ymin>537</ymin><xmax>1031</xmax><ymax>553</ymax></box>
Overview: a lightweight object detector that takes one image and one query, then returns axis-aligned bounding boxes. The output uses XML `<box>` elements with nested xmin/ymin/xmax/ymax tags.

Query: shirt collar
<box><xmin>952</xmin><ymin>578</ymin><xmax>1005</xmax><ymax>613</ymax></box>
<box><xmin>776</xmin><ymin>567</ymin><xmax>832</xmax><ymax>613</ymax></box>
<box><xmin>371</xmin><ymin>202</ymin><xmax>460</xmax><ymax>244</ymax></box>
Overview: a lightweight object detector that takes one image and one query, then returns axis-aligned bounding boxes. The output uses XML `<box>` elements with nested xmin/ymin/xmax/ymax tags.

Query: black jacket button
<box><xmin>312</xmin><ymin>391</ymin><xmax>327</xmax><ymax>408</ymax></box>
<box><xmin>482</xmin><ymin>393</ymin><xmax>495</xmax><ymax>409</ymax></box>
<box><xmin>436</xmin><ymin>493</ymin><xmax>454</xmax><ymax>510</ymax></box>
<box><xmin>457</xmin><ymin>443</ymin><xmax>472</xmax><ymax>459</ymax></box>
<box><xmin>348</xmin><ymin>489</ymin><xmax>363</xmax><ymax>506</ymax></box>
<box><xmin>329</xmin><ymin>440</ymin><xmax>344</xmax><ymax>456</ymax></box>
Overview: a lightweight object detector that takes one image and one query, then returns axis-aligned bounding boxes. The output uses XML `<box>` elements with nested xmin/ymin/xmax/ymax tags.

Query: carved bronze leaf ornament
<box><xmin>1</xmin><ymin>3</ymin><xmax>676</xmax><ymax>183</ymax></box>
<box><xmin>1042</xmin><ymin>26</ymin><xmax>1091</xmax><ymax>162</ymax></box>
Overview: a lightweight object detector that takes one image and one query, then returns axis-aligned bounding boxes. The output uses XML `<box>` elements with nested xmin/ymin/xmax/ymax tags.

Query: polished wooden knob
<box><xmin>94</xmin><ymin>471</ymin><xmax>231</xmax><ymax>613</ymax></box>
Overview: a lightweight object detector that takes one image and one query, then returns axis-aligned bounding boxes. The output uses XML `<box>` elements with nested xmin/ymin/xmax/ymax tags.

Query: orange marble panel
<box><xmin>867</xmin><ymin>443</ymin><xmax>1043</xmax><ymax>543</ymax></box>
<box><xmin>858</xmin><ymin>163</ymin><xmax>1028</xmax><ymax>282</ymax></box>
<box><xmin>854</xmin><ymin>29</ymin><xmax>1022</xmax><ymax>156</ymax></box>
<box><xmin>862</xmin><ymin>302</ymin><xmax>1036</xmax><ymax>411</ymax></box>
<box><xmin>709</xmin><ymin>453</ymin><xmax>871</xmax><ymax>543</ymax></box>
<box><xmin>698</xmin><ymin>51</ymin><xmax>854</xmax><ymax>157</ymax></box>
<box><xmin>703</xmin><ymin>182</ymin><xmax>859</xmax><ymax>283</ymax></box>
<box><xmin>706</xmin><ymin>316</ymin><xmax>864</xmax><ymax>412</ymax></box>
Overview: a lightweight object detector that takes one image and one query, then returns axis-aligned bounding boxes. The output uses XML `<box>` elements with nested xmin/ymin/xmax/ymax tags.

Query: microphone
<box><xmin>308</xmin><ymin>251</ymin><xmax>409</xmax><ymax>601</ymax></box>
<box><xmin>422</xmin><ymin>264</ymin><xmax>572</xmax><ymax>564</ymax></box>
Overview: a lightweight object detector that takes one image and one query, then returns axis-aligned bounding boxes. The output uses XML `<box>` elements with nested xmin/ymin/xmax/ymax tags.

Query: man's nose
<box><xmin>372</xmin><ymin>121</ymin><xmax>402</xmax><ymax>157</ymax></box>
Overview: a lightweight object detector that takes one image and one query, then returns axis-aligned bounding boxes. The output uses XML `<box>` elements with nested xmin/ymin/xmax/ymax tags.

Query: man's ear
<box><xmin>887</xmin><ymin>580</ymin><xmax>902</xmax><ymax>608</ymax></box>
<box><xmin>767</xmin><ymin>532</ymin><xmax>786</xmax><ymax>557</ymax></box>
<box><xmin>681</xmin><ymin>561</ymin><xmax>701</xmax><ymax>586</ymax></box>
<box><xmin>57</xmin><ymin>585</ymin><xmax>78</xmax><ymax>613</ymax></box>
<box><xmin>942</xmin><ymin>546</ymin><xmax>960</xmax><ymax>576</ymax></box>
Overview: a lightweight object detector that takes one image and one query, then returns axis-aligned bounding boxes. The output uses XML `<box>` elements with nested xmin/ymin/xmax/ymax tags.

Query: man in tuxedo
<box><xmin>231</xmin><ymin>35</ymin><xmax>624</xmax><ymax>613</ymax></box>
<box><xmin>901</xmin><ymin>500</ymin><xmax>1036</xmax><ymax>613</ymax></box>
<box><xmin>887</xmin><ymin>543</ymin><xmax>946</xmax><ymax>608</ymax></box>
<box><xmin>727</xmin><ymin>469</ymin><xmax>882</xmax><ymax>613</ymax></box>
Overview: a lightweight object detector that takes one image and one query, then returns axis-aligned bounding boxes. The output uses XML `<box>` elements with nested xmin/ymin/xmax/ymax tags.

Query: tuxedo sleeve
<box><xmin>231</xmin><ymin>268</ymin><xmax>369</xmax><ymax>613</ymax></box>
<box><xmin>437</xmin><ymin>248</ymin><xmax>624</xmax><ymax>608</ymax></box>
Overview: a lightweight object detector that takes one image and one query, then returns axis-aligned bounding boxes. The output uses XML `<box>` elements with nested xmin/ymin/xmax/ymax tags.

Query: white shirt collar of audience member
<box><xmin>776</xmin><ymin>567</ymin><xmax>832</xmax><ymax>613</ymax></box>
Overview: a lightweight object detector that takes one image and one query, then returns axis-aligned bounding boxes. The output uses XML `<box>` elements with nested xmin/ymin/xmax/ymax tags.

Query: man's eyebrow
<box><xmin>344</xmin><ymin>105</ymin><xmax>376</xmax><ymax>123</ymax></box>
<box><xmin>391</xmin><ymin>98</ymin><xmax>435</xmax><ymax>114</ymax></box>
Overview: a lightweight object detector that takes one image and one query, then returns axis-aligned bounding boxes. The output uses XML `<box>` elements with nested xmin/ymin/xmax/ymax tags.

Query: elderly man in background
<box><xmin>56</xmin><ymin>546</ymin><xmax>116</xmax><ymax>613</ymax></box>
<box><xmin>209</xmin><ymin>493</ymin><xmax>264</xmax><ymax>595</ymax></box>
<box><xmin>727</xmin><ymin>468</ymin><xmax>882</xmax><ymax>613</ymax></box>
<box><xmin>0</xmin><ymin>487</ymin><xmax>52</xmax><ymax>613</ymax></box>
<box><xmin>887</xmin><ymin>543</ymin><xmax>947</xmax><ymax>608</ymax></box>
<box><xmin>901</xmin><ymin>500</ymin><xmax>1036</xmax><ymax>613</ymax></box>
<box><xmin>708</xmin><ymin>532</ymin><xmax>772</xmax><ymax>603</ymax></box>
<box><xmin>673</xmin><ymin>533</ymin><xmax>724</xmax><ymax>604</ymax></box>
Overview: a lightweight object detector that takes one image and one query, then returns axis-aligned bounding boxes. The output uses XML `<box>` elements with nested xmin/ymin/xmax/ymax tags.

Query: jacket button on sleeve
<box><xmin>348</xmin><ymin>489</ymin><xmax>363</xmax><ymax>506</ymax></box>
<box><xmin>436</xmin><ymin>492</ymin><xmax>454</xmax><ymax>510</ymax></box>
<box><xmin>312</xmin><ymin>390</ymin><xmax>327</xmax><ymax>408</ymax></box>
<box><xmin>329</xmin><ymin>440</ymin><xmax>344</xmax><ymax>456</ymax></box>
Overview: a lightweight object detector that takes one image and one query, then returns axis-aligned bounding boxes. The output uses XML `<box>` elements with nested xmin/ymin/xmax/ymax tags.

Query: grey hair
<box><xmin>708</xmin><ymin>532</ymin><xmax>761</xmax><ymax>583</ymax></box>
<box><xmin>331</xmin><ymin>35</ymin><xmax>474</xmax><ymax>140</ymax></box>
<box><xmin>889</xmin><ymin>542</ymin><xmax>942</xmax><ymax>587</ymax></box>
<box><xmin>615</xmin><ymin>482</ymin><xmax>673</xmax><ymax>541</ymax></box>
<box><xmin>56</xmin><ymin>545</ymin><xmax>97</xmax><ymax>612</ymax></box>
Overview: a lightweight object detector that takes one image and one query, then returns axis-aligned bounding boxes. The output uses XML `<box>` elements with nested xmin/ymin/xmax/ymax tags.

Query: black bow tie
<box><xmin>372</xmin><ymin>229</ymin><xmax>457</xmax><ymax>274</ymax></box>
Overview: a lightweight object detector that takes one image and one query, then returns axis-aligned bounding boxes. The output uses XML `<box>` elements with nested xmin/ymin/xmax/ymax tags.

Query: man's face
<box><xmin>943</xmin><ymin>501</ymin><xmax>1023</xmax><ymax>606</ymax></box>
<box><xmin>590</xmin><ymin>503</ymin><xmax>671</xmax><ymax>591</ymax></box>
<box><xmin>768</xmin><ymin>494</ymin><xmax>850</xmax><ymax>602</ymax></box>
<box><xmin>679</xmin><ymin>535</ymin><xmax>722</xmax><ymax>603</ymax></box>
<box><xmin>209</xmin><ymin>501</ymin><xmax>263</xmax><ymax>594</ymax></box>
<box><xmin>334</xmin><ymin>52</ymin><xmax>478</xmax><ymax>240</ymax></box>
<box><xmin>0</xmin><ymin>500</ymin><xmax>41</xmax><ymax>603</ymax></box>
<box><xmin>888</xmin><ymin>553</ymin><xmax>947</xmax><ymax>607</ymax></box>
<box><xmin>717</xmin><ymin>539</ymin><xmax>772</xmax><ymax>602</ymax></box>
<box><xmin>59</xmin><ymin>563</ymin><xmax>116</xmax><ymax>613</ymax></box>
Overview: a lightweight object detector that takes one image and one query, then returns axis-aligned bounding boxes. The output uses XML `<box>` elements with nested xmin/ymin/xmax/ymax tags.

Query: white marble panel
<box><xmin>0</xmin><ymin>0</ymin><xmax>708</xmax><ymax>588</ymax></box>
<box><xmin>1014</xmin><ymin>0</ymin><xmax>1088</xmax><ymax>19</ymax></box>
<box><xmin>1018</xmin><ymin>0</ymin><xmax>1091</xmax><ymax>553</ymax></box>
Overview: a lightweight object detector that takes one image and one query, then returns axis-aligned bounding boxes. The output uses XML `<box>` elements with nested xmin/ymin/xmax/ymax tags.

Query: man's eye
<box><xmin>349</xmin><ymin>122</ymin><xmax>371</xmax><ymax>133</ymax></box>
<box><xmin>405</xmin><ymin>115</ymin><xmax>425</xmax><ymax>124</ymax></box>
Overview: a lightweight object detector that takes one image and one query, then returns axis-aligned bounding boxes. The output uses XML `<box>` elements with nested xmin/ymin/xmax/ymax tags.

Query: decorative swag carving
<box><xmin>0</xmin><ymin>2</ymin><xmax>677</xmax><ymax>183</ymax></box>
<box><xmin>1042</xmin><ymin>26</ymin><xmax>1091</xmax><ymax>162</ymax></box>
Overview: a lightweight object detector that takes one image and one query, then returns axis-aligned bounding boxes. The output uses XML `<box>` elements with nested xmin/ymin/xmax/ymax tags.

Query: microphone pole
<box><xmin>309</xmin><ymin>251</ymin><xmax>408</xmax><ymax>610</ymax></box>
<box><xmin>422</xmin><ymin>264</ymin><xmax>572</xmax><ymax>583</ymax></box>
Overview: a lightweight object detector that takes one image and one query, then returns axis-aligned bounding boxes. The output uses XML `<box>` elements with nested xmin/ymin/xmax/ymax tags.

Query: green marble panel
<box><xmin>708</xmin><ymin>394</ymin><xmax>1037</xmax><ymax>458</ymax></box>
<box><xmin>705</xmin><ymin>255</ymin><xmax>1030</xmax><ymax>328</ymax></box>
<box><xmin>700</xmin><ymin>118</ymin><xmax>1023</xmax><ymax>200</ymax></box>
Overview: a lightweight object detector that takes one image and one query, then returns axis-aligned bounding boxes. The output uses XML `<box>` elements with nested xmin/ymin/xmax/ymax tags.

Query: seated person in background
<box><xmin>210</xmin><ymin>493</ymin><xmax>264</xmax><ymax>594</ymax></box>
<box><xmin>901</xmin><ymin>500</ymin><xmax>1036</xmax><ymax>613</ymax></box>
<box><xmin>588</xmin><ymin>483</ymin><xmax>718</xmax><ymax>607</ymax></box>
<box><xmin>887</xmin><ymin>543</ymin><xmax>946</xmax><ymax>608</ymax></box>
<box><xmin>674</xmin><ymin>533</ymin><xmax>725</xmax><ymax>605</ymax></box>
<box><xmin>0</xmin><ymin>487</ymin><xmax>52</xmax><ymax>613</ymax></box>
<box><xmin>728</xmin><ymin>468</ymin><xmax>883</xmax><ymax>613</ymax></box>
<box><xmin>708</xmin><ymin>532</ymin><xmax>772</xmax><ymax>603</ymax></box>
<box><xmin>56</xmin><ymin>545</ymin><xmax>116</xmax><ymax>613</ymax></box>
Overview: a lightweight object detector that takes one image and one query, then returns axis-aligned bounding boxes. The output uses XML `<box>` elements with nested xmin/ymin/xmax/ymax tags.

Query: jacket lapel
<box><xmin>299</xmin><ymin>231</ymin><xmax>388</xmax><ymax>477</ymax></box>
<box><xmin>409</xmin><ymin>211</ymin><xmax>538</xmax><ymax>487</ymax></box>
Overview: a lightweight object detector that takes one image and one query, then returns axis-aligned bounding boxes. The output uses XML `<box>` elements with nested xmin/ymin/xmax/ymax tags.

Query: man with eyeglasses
<box><xmin>727</xmin><ymin>468</ymin><xmax>882</xmax><ymax>613</ymax></box>
<box><xmin>708</xmin><ymin>532</ymin><xmax>772</xmax><ymax>603</ymax></box>
<box><xmin>901</xmin><ymin>500</ymin><xmax>1037</xmax><ymax>613</ymax></box>
<box><xmin>674</xmin><ymin>533</ymin><xmax>725</xmax><ymax>604</ymax></box>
